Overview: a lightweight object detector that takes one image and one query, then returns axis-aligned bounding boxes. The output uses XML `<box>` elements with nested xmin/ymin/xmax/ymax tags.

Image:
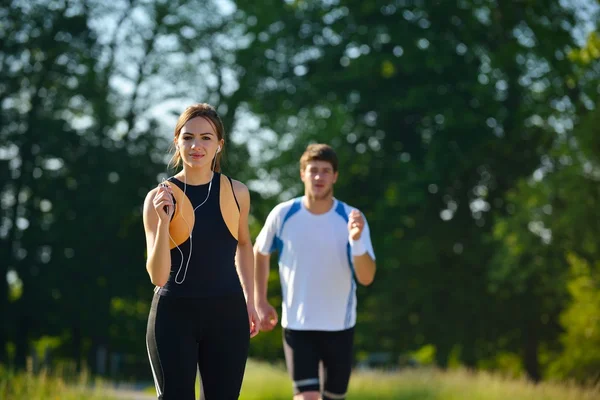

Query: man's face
<box><xmin>301</xmin><ymin>160</ymin><xmax>338</xmax><ymax>200</ymax></box>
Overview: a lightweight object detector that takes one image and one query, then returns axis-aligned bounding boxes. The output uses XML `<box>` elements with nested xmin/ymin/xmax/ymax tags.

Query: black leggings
<box><xmin>146</xmin><ymin>292</ymin><xmax>250</xmax><ymax>400</ymax></box>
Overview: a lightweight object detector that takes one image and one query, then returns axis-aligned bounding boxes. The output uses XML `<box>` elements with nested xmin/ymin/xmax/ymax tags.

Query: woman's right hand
<box><xmin>153</xmin><ymin>183</ymin><xmax>174</xmax><ymax>223</ymax></box>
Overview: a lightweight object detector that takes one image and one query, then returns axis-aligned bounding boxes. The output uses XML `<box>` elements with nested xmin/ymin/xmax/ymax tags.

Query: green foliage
<box><xmin>569</xmin><ymin>32</ymin><xmax>600</xmax><ymax>64</ymax></box>
<box><xmin>547</xmin><ymin>255</ymin><xmax>600</xmax><ymax>383</ymax></box>
<box><xmin>490</xmin><ymin>101</ymin><xmax>600</xmax><ymax>382</ymax></box>
<box><xmin>1</xmin><ymin>0</ymin><xmax>600</xmax><ymax>386</ymax></box>
<box><xmin>411</xmin><ymin>344</ymin><xmax>436</xmax><ymax>366</ymax></box>
<box><xmin>477</xmin><ymin>352</ymin><xmax>524</xmax><ymax>379</ymax></box>
<box><xmin>232</xmin><ymin>0</ymin><xmax>590</xmax><ymax>379</ymax></box>
<box><xmin>0</xmin><ymin>0</ymin><xmax>254</xmax><ymax>375</ymax></box>
<box><xmin>0</xmin><ymin>364</ymin><xmax>118</xmax><ymax>400</ymax></box>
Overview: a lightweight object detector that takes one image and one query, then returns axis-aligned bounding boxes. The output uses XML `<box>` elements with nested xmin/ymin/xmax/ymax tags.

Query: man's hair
<box><xmin>299</xmin><ymin>143</ymin><xmax>338</xmax><ymax>172</ymax></box>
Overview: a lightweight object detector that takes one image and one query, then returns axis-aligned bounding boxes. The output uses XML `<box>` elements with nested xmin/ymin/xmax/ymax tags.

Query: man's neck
<box><xmin>303</xmin><ymin>195</ymin><xmax>334</xmax><ymax>215</ymax></box>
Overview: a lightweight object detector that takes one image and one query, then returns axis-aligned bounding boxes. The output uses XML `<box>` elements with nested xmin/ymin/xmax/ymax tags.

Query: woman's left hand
<box><xmin>248</xmin><ymin>303</ymin><xmax>260</xmax><ymax>338</ymax></box>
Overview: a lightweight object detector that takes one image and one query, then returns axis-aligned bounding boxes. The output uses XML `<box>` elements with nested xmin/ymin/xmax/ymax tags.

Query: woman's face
<box><xmin>176</xmin><ymin>116</ymin><xmax>222</xmax><ymax>169</ymax></box>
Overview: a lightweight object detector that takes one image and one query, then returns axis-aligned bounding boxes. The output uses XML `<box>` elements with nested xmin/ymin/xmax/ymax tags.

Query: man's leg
<box><xmin>283</xmin><ymin>329</ymin><xmax>321</xmax><ymax>400</ymax></box>
<box><xmin>319</xmin><ymin>328</ymin><xmax>354</xmax><ymax>400</ymax></box>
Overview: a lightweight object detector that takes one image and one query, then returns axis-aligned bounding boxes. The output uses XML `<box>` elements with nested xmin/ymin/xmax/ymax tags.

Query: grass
<box><xmin>2</xmin><ymin>359</ymin><xmax>599</xmax><ymax>400</ymax></box>
<box><xmin>0</xmin><ymin>363</ymin><xmax>118</xmax><ymax>400</ymax></box>
<box><xmin>238</xmin><ymin>360</ymin><xmax>600</xmax><ymax>400</ymax></box>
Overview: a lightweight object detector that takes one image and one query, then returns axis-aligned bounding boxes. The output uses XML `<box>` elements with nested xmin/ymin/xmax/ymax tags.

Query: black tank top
<box><xmin>157</xmin><ymin>172</ymin><xmax>242</xmax><ymax>298</ymax></box>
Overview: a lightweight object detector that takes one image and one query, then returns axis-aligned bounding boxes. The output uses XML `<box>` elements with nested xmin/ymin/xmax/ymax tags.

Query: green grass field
<box><xmin>238</xmin><ymin>360</ymin><xmax>599</xmax><ymax>400</ymax></box>
<box><xmin>0</xmin><ymin>365</ymin><xmax>115</xmax><ymax>400</ymax></box>
<box><xmin>2</xmin><ymin>360</ymin><xmax>598</xmax><ymax>400</ymax></box>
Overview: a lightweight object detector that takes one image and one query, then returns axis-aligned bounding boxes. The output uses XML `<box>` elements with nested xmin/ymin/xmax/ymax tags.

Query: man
<box><xmin>254</xmin><ymin>143</ymin><xmax>376</xmax><ymax>400</ymax></box>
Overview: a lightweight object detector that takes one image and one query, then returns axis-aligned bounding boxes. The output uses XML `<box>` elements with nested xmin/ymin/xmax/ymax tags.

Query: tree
<box><xmin>231</xmin><ymin>0</ymin><xmax>585</xmax><ymax>380</ymax></box>
<box><xmin>491</xmin><ymin>10</ymin><xmax>599</xmax><ymax>381</ymax></box>
<box><xmin>1</xmin><ymin>0</ymin><xmax>268</xmax><ymax>375</ymax></box>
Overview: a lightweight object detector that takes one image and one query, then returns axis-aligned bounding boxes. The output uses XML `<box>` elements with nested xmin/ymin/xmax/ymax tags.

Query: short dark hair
<box><xmin>299</xmin><ymin>143</ymin><xmax>338</xmax><ymax>172</ymax></box>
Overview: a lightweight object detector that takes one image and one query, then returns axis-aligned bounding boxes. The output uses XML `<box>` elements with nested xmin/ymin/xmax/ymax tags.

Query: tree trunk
<box><xmin>14</xmin><ymin>315</ymin><xmax>30</xmax><ymax>370</ymax></box>
<box><xmin>0</xmin><ymin>277</ymin><xmax>8</xmax><ymax>364</ymax></box>
<box><xmin>72</xmin><ymin>322</ymin><xmax>83</xmax><ymax>372</ymax></box>
<box><xmin>434</xmin><ymin>341</ymin><xmax>452</xmax><ymax>368</ymax></box>
<box><xmin>523</xmin><ymin>322</ymin><xmax>540</xmax><ymax>382</ymax></box>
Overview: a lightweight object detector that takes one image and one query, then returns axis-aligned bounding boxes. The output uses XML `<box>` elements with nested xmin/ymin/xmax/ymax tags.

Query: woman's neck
<box><xmin>175</xmin><ymin>166</ymin><xmax>214</xmax><ymax>185</ymax></box>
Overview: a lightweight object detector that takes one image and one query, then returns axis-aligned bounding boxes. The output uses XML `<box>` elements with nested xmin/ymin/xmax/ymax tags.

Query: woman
<box><xmin>143</xmin><ymin>103</ymin><xmax>259</xmax><ymax>399</ymax></box>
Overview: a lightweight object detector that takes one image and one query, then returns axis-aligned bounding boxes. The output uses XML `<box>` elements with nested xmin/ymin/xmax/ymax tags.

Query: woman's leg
<box><xmin>146</xmin><ymin>293</ymin><xmax>198</xmax><ymax>400</ymax></box>
<box><xmin>198</xmin><ymin>294</ymin><xmax>250</xmax><ymax>399</ymax></box>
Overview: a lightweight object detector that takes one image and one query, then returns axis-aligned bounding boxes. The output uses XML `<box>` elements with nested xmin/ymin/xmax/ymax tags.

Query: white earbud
<box><xmin>163</xmin><ymin>142</ymin><xmax>220</xmax><ymax>286</ymax></box>
<box><xmin>168</xmin><ymin>170</ymin><xmax>215</xmax><ymax>285</ymax></box>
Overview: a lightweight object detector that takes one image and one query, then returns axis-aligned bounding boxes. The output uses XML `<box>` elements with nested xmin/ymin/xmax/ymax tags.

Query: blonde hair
<box><xmin>169</xmin><ymin>103</ymin><xmax>225</xmax><ymax>172</ymax></box>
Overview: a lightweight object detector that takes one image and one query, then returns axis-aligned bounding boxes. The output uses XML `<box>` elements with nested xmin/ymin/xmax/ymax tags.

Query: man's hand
<box><xmin>348</xmin><ymin>210</ymin><xmax>364</xmax><ymax>241</ymax></box>
<box><xmin>256</xmin><ymin>301</ymin><xmax>279</xmax><ymax>332</ymax></box>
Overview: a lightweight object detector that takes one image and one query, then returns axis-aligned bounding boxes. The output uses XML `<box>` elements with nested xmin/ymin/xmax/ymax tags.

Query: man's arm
<box><xmin>254</xmin><ymin>250</ymin><xmax>271</xmax><ymax>304</ymax></box>
<box><xmin>348</xmin><ymin>209</ymin><xmax>376</xmax><ymax>286</ymax></box>
<box><xmin>353</xmin><ymin>252</ymin><xmax>376</xmax><ymax>286</ymax></box>
<box><xmin>253</xmin><ymin>207</ymin><xmax>280</xmax><ymax>331</ymax></box>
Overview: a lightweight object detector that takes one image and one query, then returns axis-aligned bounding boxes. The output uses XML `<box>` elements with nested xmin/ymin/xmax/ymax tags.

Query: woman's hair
<box><xmin>169</xmin><ymin>103</ymin><xmax>225</xmax><ymax>172</ymax></box>
<box><xmin>299</xmin><ymin>143</ymin><xmax>338</xmax><ymax>172</ymax></box>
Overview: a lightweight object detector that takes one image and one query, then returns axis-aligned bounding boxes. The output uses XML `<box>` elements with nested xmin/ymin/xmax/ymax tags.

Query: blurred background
<box><xmin>1</xmin><ymin>0</ymin><xmax>600</xmax><ymax>396</ymax></box>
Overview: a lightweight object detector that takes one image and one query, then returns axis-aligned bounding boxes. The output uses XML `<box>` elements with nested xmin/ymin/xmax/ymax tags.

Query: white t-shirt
<box><xmin>255</xmin><ymin>197</ymin><xmax>375</xmax><ymax>331</ymax></box>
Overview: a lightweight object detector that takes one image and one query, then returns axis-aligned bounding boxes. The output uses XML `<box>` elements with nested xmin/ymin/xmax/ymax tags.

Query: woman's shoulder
<box><xmin>144</xmin><ymin>186</ymin><xmax>160</xmax><ymax>202</ymax></box>
<box><xmin>221</xmin><ymin>174</ymin><xmax>249</xmax><ymax>194</ymax></box>
<box><xmin>222</xmin><ymin>175</ymin><xmax>250</xmax><ymax>211</ymax></box>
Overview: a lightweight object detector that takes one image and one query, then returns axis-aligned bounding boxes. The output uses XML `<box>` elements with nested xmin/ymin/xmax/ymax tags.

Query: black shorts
<box><xmin>283</xmin><ymin>327</ymin><xmax>354</xmax><ymax>400</ymax></box>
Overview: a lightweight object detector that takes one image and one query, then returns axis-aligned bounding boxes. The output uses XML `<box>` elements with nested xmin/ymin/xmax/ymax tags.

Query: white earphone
<box><xmin>164</xmin><ymin>150</ymin><xmax>219</xmax><ymax>285</ymax></box>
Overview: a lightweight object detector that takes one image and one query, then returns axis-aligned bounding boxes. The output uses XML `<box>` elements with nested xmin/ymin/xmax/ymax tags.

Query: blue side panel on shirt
<box><xmin>335</xmin><ymin>201</ymin><xmax>357</xmax><ymax>329</ymax></box>
<box><xmin>276</xmin><ymin>198</ymin><xmax>302</xmax><ymax>261</ymax></box>
<box><xmin>334</xmin><ymin>201</ymin><xmax>348</xmax><ymax>223</ymax></box>
<box><xmin>270</xmin><ymin>236</ymin><xmax>283</xmax><ymax>255</ymax></box>
<box><xmin>345</xmin><ymin>278</ymin><xmax>356</xmax><ymax>328</ymax></box>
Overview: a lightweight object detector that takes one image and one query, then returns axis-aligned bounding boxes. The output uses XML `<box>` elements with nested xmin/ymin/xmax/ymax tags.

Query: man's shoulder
<box><xmin>270</xmin><ymin>197</ymin><xmax>303</xmax><ymax>219</ymax></box>
<box><xmin>335</xmin><ymin>199</ymin><xmax>360</xmax><ymax>215</ymax></box>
